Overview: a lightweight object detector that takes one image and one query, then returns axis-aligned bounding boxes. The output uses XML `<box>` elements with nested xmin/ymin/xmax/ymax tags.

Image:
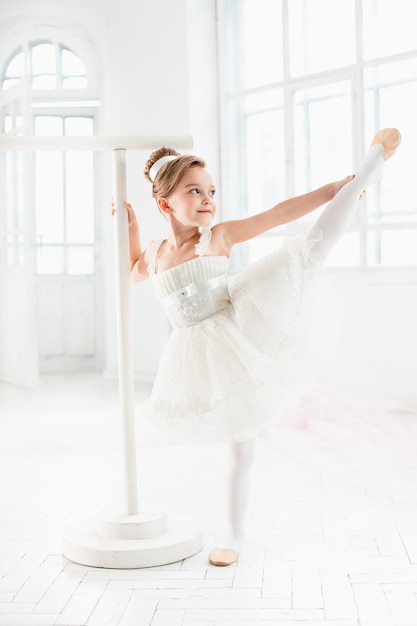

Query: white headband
<box><xmin>149</xmin><ymin>155</ymin><xmax>178</xmax><ymax>182</ymax></box>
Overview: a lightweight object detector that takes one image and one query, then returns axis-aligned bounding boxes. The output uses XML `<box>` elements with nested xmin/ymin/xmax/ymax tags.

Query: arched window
<box><xmin>2</xmin><ymin>41</ymin><xmax>89</xmax><ymax>91</ymax></box>
<box><xmin>218</xmin><ymin>0</ymin><xmax>417</xmax><ymax>268</ymax></box>
<box><xmin>0</xmin><ymin>34</ymin><xmax>99</xmax><ymax>275</ymax></box>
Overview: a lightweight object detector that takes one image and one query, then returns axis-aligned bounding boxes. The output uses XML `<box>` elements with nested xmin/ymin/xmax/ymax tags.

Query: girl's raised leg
<box><xmin>308</xmin><ymin>128</ymin><xmax>401</xmax><ymax>263</ymax></box>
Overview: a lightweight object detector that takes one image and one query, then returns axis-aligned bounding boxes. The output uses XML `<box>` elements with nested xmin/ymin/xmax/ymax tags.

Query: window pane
<box><xmin>15</xmin><ymin>152</ymin><xmax>24</xmax><ymax>230</ymax></box>
<box><xmin>225</xmin><ymin>90</ymin><xmax>283</xmax><ymax>216</ymax></box>
<box><xmin>64</xmin><ymin>117</ymin><xmax>95</xmax><ymax>244</ymax></box>
<box><xmin>65</xmin><ymin>151</ymin><xmax>95</xmax><ymax>244</ymax></box>
<box><xmin>223</xmin><ymin>0</ymin><xmax>283</xmax><ymax>90</ymax></box>
<box><xmin>31</xmin><ymin>43</ymin><xmax>56</xmax><ymax>74</ymax></box>
<box><xmin>1</xmin><ymin>78</ymin><xmax>20</xmax><ymax>90</ymax></box>
<box><xmin>61</xmin><ymin>48</ymin><xmax>86</xmax><ymax>76</ymax></box>
<box><xmin>35</xmin><ymin>115</ymin><xmax>63</xmax><ymax>135</ymax></box>
<box><xmin>62</xmin><ymin>77</ymin><xmax>88</xmax><ymax>89</ymax></box>
<box><xmin>294</xmin><ymin>82</ymin><xmax>353</xmax><ymax>195</ymax></box>
<box><xmin>32</xmin><ymin>74</ymin><xmax>57</xmax><ymax>90</ymax></box>
<box><xmin>3</xmin><ymin>114</ymin><xmax>12</xmax><ymax>133</ymax></box>
<box><xmin>67</xmin><ymin>246</ymin><xmax>95</xmax><ymax>275</ymax></box>
<box><xmin>35</xmin><ymin>152</ymin><xmax>64</xmax><ymax>243</ymax></box>
<box><xmin>5</xmin><ymin>50</ymin><xmax>25</xmax><ymax>77</ymax></box>
<box><xmin>246</xmin><ymin>109</ymin><xmax>285</xmax><ymax>213</ymax></box>
<box><xmin>64</xmin><ymin>116</ymin><xmax>94</xmax><ymax>135</ymax></box>
<box><xmin>362</xmin><ymin>0</ymin><xmax>416</xmax><ymax>60</ymax></box>
<box><xmin>288</xmin><ymin>0</ymin><xmax>355</xmax><ymax>76</ymax></box>
<box><xmin>367</xmin><ymin>229</ymin><xmax>417</xmax><ymax>266</ymax></box>
<box><xmin>37</xmin><ymin>246</ymin><xmax>64</xmax><ymax>274</ymax></box>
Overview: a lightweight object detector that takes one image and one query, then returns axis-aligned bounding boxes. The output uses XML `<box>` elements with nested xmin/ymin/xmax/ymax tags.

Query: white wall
<box><xmin>330</xmin><ymin>270</ymin><xmax>417</xmax><ymax>411</ymax></box>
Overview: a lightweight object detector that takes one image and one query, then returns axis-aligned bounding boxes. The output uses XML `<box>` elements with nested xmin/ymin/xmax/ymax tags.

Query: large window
<box><xmin>218</xmin><ymin>0</ymin><xmax>417</xmax><ymax>267</ymax></box>
<box><xmin>1</xmin><ymin>39</ymin><xmax>98</xmax><ymax>275</ymax></box>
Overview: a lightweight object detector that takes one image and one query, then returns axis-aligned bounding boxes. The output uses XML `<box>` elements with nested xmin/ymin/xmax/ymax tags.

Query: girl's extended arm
<box><xmin>213</xmin><ymin>176</ymin><xmax>353</xmax><ymax>253</ymax></box>
<box><xmin>124</xmin><ymin>202</ymin><xmax>149</xmax><ymax>283</ymax></box>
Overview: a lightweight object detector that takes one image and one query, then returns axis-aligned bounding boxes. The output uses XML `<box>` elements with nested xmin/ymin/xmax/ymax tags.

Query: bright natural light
<box><xmin>220</xmin><ymin>0</ymin><xmax>417</xmax><ymax>268</ymax></box>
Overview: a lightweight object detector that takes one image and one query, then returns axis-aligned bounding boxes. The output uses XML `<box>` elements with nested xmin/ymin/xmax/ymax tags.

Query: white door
<box><xmin>1</xmin><ymin>40</ymin><xmax>102</xmax><ymax>377</ymax></box>
<box><xmin>33</xmin><ymin>113</ymin><xmax>101</xmax><ymax>373</ymax></box>
<box><xmin>0</xmin><ymin>83</ymin><xmax>38</xmax><ymax>388</ymax></box>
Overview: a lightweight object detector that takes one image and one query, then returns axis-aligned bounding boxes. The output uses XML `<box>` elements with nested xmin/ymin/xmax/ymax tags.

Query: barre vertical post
<box><xmin>112</xmin><ymin>148</ymin><xmax>138</xmax><ymax>516</ymax></box>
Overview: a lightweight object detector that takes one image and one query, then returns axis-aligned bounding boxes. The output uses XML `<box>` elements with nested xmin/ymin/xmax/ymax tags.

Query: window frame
<box><xmin>216</xmin><ymin>0</ymin><xmax>417</xmax><ymax>270</ymax></box>
<box><xmin>0</xmin><ymin>26</ymin><xmax>100</xmax><ymax>276</ymax></box>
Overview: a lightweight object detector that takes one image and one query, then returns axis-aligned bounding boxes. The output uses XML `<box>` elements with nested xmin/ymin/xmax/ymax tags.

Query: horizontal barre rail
<box><xmin>0</xmin><ymin>134</ymin><xmax>193</xmax><ymax>151</ymax></box>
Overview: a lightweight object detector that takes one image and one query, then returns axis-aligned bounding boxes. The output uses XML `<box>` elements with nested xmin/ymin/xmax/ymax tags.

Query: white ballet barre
<box><xmin>0</xmin><ymin>134</ymin><xmax>192</xmax><ymax>151</ymax></box>
<box><xmin>0</xmin><ymin>134</ymin><xmax>203</xmax><ymax>568</ymax></box>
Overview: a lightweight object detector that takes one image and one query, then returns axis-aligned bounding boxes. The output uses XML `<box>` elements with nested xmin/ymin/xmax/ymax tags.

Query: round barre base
<box><xmin>62</xmin><ymin>514</ymin><xmax>203</xmax><ymax>569</ymax></box>
<box><xmin>95</xmin><ymin>512</ymin><xmax>169</xmax><ymax>540</ymax></box>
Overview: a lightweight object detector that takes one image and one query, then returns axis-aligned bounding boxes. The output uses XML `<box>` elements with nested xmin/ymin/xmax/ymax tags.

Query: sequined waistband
<box><xmin>161</xmin><ymin>274</ymin><xmax>230</xmax><ymax>327</ymax></box>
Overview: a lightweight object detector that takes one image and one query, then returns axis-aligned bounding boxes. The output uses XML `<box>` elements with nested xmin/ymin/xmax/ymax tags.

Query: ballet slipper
<box><xmin>208</xmin><ymin>547</ymin><xmax>238</xmax><ymax>566</ymax></box>
<box><xmin>370</xmin><ymin>128</ymin><xmax>401</xmax><ymax>160</ymax></box>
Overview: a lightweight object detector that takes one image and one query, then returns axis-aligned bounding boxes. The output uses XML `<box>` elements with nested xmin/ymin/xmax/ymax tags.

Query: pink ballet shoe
<box><xmin>208</xmin><ymin>547</ymin><xmax>238</xmax><ymax>566</ymax></box>
<box><xmin>370</xmin><ymin>128</ymin><xmax>401</xmax><ymax>160</ymax></box>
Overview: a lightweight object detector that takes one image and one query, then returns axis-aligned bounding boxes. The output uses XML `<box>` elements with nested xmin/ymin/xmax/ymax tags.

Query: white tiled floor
<box><xmin>1</xmin><ymin>375</ymin><xmax>417</xmax><ymax>626</ymax></box>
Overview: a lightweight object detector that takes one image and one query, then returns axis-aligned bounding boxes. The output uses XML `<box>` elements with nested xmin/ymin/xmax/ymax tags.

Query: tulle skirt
<box><xmin>140</xmin><ymin>234</ymin><xmax>329</xmax><ymax>443</ymax></box>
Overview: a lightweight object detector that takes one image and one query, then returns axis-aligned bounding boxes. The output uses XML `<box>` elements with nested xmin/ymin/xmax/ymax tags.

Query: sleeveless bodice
<box><xmin>152</xmin><ymin>256</ymin><xmax>230</xmax><ymax>327</ymax></box>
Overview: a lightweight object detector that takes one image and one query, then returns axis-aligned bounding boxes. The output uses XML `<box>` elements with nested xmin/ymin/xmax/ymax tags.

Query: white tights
<box><xmin>226</xmin><ymin>142</ymin><xmax>386</xmax><ymax>550</ymax></box>
<box><xmin>308</xmin><ymin>143</ymin><xmax>385</xmax><ymax>263</ymax></box>
<box><xmin>227</xmin><ymin>438</ymin><xmax>257</xmax><ymax>550</ymax></box>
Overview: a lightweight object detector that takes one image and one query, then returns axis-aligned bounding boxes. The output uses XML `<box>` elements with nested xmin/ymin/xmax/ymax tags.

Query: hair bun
<box><xmin>144</xmin><ymin>147</ymin><xmax>180</xmax><ymax>183</ymax></box>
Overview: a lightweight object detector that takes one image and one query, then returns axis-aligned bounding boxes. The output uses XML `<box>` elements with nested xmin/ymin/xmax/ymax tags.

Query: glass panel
<box><xmin>288</xmin><ymin>0</ymin><xmax>355</xmax><ymax>77</ymax></box>
<box><xmin>65</xmin><ymin>151</ymin><xmax>94</xmax><ymax>244</ymax></box>
<box><xmin>62</xmin><ymin>76</ymin><xmax>88</xmax><ymax>89</ymax></box>
<box><xmin>67</xmin><ymin>246</ymin><xmax>95</xmax><ymax>275</ymax></box>
<box><xmin>16</xmin><ymin>152</ymin><xmax>24</xmax><ymax>232</ymax></box>
<box><xmin>367</xmin><ymin>229</ymin><xmax>417</xmax><ymax>266</ymax></box>
<box><xmin>225</xmin><ymin>90</ymin><xmax>283</xmax><ymax>217</ymax></box>
<box><xmin>37</xmin><ymin>246</ymin><xmax>64</xmax><ymax>274</ymax></box>
<box><xmin>5</xmin><ymin>50</ymin><xmax>25</xmax><ymax>77</ymax></box>
<box><xmin>1</xmin><ymin>78</ymin><xmax>21</xmax><ymax>90</ymax></box>
<box><xmin>31</xmin><ymin>43</ymin><xmax>56</xmax><ymax>74</ymax></box>
<box><xmin>224</xmin><ymin>0</ymin><xmax>283</xmax><ymax>91</ymax></box>
<box><xmin>35</xmin><ymin>115</ymin><xmax>63</xmax><ymax>135</ymax></box>
<box><xmin>64</xmin><ymin>117</ymin><xmax>95</xmax><ymax>244</ymax></box>
<box><xmin>362</xmin><ymin>0</ymin><xmax>415</xmax><ymax>60</ymax></box>
<box><xmin>61</xmin><ymin>48</ymin><xmax>86</xmax><ymax>76</ymax></box>
<box><xmin>365</xmin><ymin>58</ymin><xmax>417</xmax><ymax>86</ymax></box>
<box><xmin>3</xmin><ymin>115</ymin><xmax>13</xmax><ymax>133</ymax></box>
<box><xmin>294</xmin><ymin>82</ymin><xmax>353</xmax><ymax>195</ymax></box>
<box><xmin>246</xmin><ymin>109</ymin><xmax>285</xmax><ymax>214</ymax></box>
<box><xmin>64</xmin><ymin>116</ymin><xmax>94</xmax><ymax>135</ymax></box>
<box><xmin>32</xmin><ymin>74</ymin><xmax>57</xmax><ymax>90</ymax></box>
<box><xmin>35</xmin><ymin>152</ymin><xmax>64</xmax><ymax>244</ymax></box>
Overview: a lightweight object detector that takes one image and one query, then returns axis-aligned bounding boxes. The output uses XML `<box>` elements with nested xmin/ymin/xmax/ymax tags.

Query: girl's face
<box><xmin>163</xmin><ymin>166</ymin><xmax>217</xmax><ymax>227</ymax></box>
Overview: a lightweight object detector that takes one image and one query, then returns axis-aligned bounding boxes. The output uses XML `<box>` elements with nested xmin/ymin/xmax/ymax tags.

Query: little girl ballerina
<box><xmin>122</xmin><ymin>128</ymin><xmax>400</xmax><ymax>566</ymax></box>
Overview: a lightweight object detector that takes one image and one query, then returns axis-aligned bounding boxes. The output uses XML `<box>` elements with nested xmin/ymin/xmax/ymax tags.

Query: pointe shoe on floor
<box><xmin>208</xmin><ymin>547</ymin><xmax>238</xmax><ymax>566</ymax></box>
<box><xmin>370</xmin><ymin>128</ymin><xmax>401</xmax><ymax>160</ymax></box>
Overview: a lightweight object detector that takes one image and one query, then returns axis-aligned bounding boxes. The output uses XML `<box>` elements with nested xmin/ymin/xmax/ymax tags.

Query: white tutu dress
<box><xmin>141</xmin><ymin>226</ymin><xmax>320</xmax><ymax>443</ymax></box>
